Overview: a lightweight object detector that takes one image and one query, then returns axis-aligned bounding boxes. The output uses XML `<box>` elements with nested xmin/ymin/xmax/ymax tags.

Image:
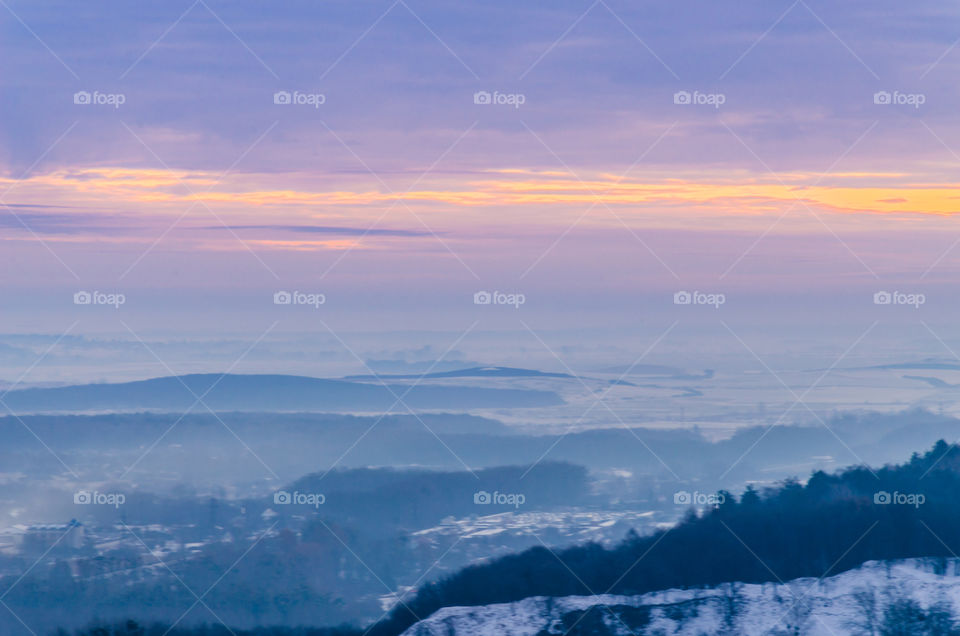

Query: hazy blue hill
<box><xmin>1</xmin><ymin>373</ymin><xmax>563</xmax><ymax>413</ymax></box>
<box><xmin>4</xmin><ymin>409</ymin><xmax>958</xmax><ymax>487</ymax></box>
<box><xmin>596</xmin><ymin>365</ymin><xmax>714</xmax><ymax>380</ymax></box>
<box><xmin>343</xmin><ymin>366</ymin><xmax>573</xmax><ymax>380</ymax></box>
<box><xmin>861</xmin><ymin>361</ymin><xmax>960</xmax><ymax>371</ymax></box>
<box><xmin>268</xmin><ymin>462</ymin><xmax>591</xmax><ymax>534</ymax></box>
<box><xmin>596</xmin><ymin>364</ymin><xmax>685</xmax><ymax>375</ymax></box>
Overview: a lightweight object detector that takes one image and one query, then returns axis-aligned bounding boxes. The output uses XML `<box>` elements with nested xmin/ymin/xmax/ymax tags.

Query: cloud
<box><xmin>3</xmin><ymin>0</ymin><xmax>959</xmax><ymax>176</ymax></box>
<box><xmin>3</xmin><ymin>0</ymin><xmax>960</xmax><ymax>334</ymax></box>
<box><xmin>0</xmin><ymin>206</ymin><xmax>131</xmax><ymax>235</ymax></box>
<box><xmin>195</xmin><ymin>225</ymin><xmax>436</xmax><ymax>237</ymax></box>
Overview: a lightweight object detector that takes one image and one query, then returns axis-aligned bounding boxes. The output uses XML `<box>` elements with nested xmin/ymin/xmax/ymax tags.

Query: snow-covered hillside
<box><xmin>400</xmin><ymin>558</ymin><xmax>960</xmax><ymax>635</ymax></box>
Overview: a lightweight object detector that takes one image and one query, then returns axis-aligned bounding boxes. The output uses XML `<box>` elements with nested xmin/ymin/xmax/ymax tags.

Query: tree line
<box><xmin>73</xmin><ymin>440</ymin><xmax>960</xmax><ymax>636</ymax></box>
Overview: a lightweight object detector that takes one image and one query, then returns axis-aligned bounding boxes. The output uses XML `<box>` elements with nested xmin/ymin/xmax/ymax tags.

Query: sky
<box><xmin>2</xmin><ymin>0</ymin><xmax>960</xmax><ymax>378</ymax></box>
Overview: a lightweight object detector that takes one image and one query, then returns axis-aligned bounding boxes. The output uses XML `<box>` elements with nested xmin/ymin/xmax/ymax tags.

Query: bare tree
<box><xmin>718</xmin><ymin>582</ymin><xmax>745</xmax><ymax>632</ymax></box>
<box><xmin>847</xmin><ymin>585</ymin><xmax>879</xmax><ymax>636</ymax></box>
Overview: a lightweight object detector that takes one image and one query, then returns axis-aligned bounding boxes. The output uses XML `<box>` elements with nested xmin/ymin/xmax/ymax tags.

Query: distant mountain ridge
<box><xmin>343</xmin><ymin>366</ymin><xmax>574</xmax><ymax>381</ymax></box>
<box><xmin>0</xmin><ymin>373</ymin><xmax>563</xmax><ymax>413</ymax></box>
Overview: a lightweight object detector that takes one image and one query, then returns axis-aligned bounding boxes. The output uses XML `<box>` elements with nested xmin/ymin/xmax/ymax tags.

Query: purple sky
<box><xmin>1</xmin><ymin>0</ymin><xmax>960</xmax><ymax>373</ymax></box>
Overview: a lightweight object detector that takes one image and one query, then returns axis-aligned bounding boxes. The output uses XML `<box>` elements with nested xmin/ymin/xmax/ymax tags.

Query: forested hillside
<box><xmin>369</xmin><ymin>440</ymin><xmax>960</xmax><ymax>635</ymax></box>
<box><xmin>75</xmin><ymin>440</ymin><xmax>960</xmax><ymax>636</ymax></box>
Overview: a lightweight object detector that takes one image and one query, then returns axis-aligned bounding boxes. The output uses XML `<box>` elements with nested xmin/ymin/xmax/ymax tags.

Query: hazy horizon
<box><xmin>5</xmin><ymin>2</ymin><xmax>960</xmax><ymax>635</ymax></box>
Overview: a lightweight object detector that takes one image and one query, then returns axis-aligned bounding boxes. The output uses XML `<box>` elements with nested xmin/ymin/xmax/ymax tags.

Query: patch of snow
<box><xmin>400</xmin><ymin>558</ymin><xmax>960</xmax><ymax>635</ymax></box>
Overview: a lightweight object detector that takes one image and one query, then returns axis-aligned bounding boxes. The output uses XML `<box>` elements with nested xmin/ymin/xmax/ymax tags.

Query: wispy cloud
<box><xmin>0</xmin><ymin>208</ymin><xmax>131</xmax><ymax>235</ymax></box>
<box><xmin>195</xmin><ymin>225</ymin><xmax>436</xmax><ymax>237</ymax></box>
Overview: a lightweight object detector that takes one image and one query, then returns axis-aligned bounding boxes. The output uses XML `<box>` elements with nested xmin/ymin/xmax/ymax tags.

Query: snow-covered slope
<box><xmin>400</xmin><ymin>558</ymin><xmax>960</xmax><ymax>635</ymax></box>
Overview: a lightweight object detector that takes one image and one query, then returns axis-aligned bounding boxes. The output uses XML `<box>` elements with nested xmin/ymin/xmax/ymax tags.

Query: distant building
<box><xmin>22</xmin><ymin>519</ymin><xmax>85</xmax><ymax>551</ymax></box>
